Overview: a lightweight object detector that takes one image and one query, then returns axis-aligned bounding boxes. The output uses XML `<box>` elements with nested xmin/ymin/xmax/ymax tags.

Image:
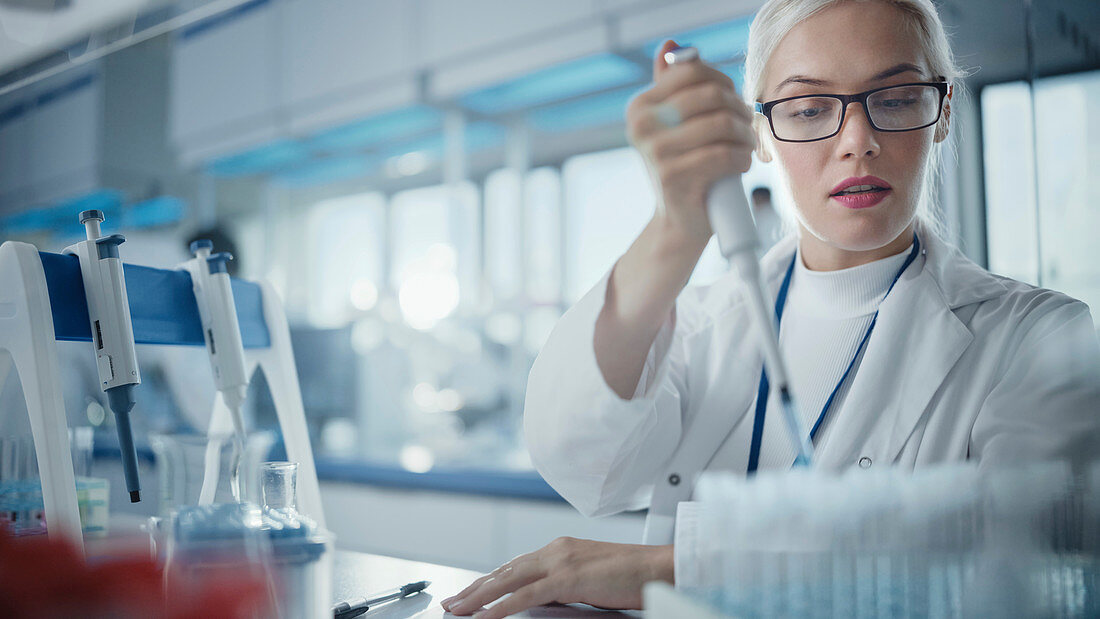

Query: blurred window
<box><xmin>562</xmin><ymin>147</ymin><xmax>656</xmax><ymax>302</ymax></box>
<box><xmin>525</xmin><ymin>167</ymin><xmax>563</xmax><ymax>304</ymax></box>
<box><xmin>485</xmin><ymin>166</ymin><xmax>563</xmax><ymax>305</ymax></box>
<box><xmin>485</xmin><ymin>168</ymin><xmax>523</xmax><ymax>300</ymax></box>
<box><xmin>982</xmin><ymin>70</ymin><xmax>1100</xmax><ymax>319</ymax></box>
<box><xmin>391</xmin><ymin>182</ymin><xmax>479</xmax><ymax>327</ymax></box>
<box><xmin>305</xmin><ymin>192</ymin><xmax>386</xmax><ymax>327</ymax></box>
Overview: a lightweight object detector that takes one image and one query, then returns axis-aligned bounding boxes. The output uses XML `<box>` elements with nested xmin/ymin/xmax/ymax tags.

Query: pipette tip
<box><xmin>779</xmin><ymin>386</ymin><xmax>815</xmax><ymax>467</ymax></box>
<box><xmin>129</xmin><ymin>490</ymin><xmax>141</xmax><ymax>503</ymax></box>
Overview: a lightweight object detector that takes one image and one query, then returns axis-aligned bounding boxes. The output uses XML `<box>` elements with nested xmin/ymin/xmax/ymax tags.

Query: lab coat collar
<box><xmin>918</xmin><ymin>229</ymin><xmax>1009</xmax><ymax>309</ymax></box>
<box><xmin>760</xmin><ymin>227</ymin><xmax>1009</xmax><ymax>464</ymax></box>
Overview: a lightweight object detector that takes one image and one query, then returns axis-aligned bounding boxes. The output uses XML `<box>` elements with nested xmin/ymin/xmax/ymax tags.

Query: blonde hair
<box><xmin>744</xmin><ymin>0</ymin><xmax>964</xmax><ymax>237</ymax></box>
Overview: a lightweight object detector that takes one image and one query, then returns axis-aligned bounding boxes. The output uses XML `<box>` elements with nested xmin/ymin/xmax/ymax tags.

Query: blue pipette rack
<box><xmin>0</xmin><ymin>241</ymin><xmax>326</xmax><ymax>554</ymax></box>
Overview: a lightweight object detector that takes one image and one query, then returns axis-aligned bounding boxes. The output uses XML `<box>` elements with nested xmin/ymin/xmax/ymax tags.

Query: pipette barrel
<box><xmin>665</xmin><ymin>46</ymin><xmax>814</xmax><ymax>466</ymax></box>
<box><xmin>107</xmin><ymin>384</ymin><xmax>142</xmax><ymax>502</ymax></box>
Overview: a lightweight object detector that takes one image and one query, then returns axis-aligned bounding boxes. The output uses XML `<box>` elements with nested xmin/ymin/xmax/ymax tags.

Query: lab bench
<box><xmin>333</xmin><ymin>550</ymin><xmax>641</xmax><ymax>618</ymax></box>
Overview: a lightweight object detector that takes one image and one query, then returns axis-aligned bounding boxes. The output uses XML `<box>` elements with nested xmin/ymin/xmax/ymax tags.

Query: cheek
<box><xmin>772</xmin><ymin>134</ymin><xmax>934</xmax><ymax>209</ymax></box>
<box><xmin>890</xmin><ymin>134</ymin><xmax>935</xmax><ymax>202</ymax></box>
<box><xmin>771</xmin><ymin>145</ymin><xmax>830</xmax><ymax>209</ymax></box>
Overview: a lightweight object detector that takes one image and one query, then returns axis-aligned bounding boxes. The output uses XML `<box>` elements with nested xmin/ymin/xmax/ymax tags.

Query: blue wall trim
<box><xmin>180</xmin><ymin>0</ymin><xmax>270</xmax><ymax>41</ymax></box>
<box><xmin>0</xmin><ymin>73</ymin><xmax>96</xmax><ymax>130</ymax></box>
<box><xmin>38</xmin><ymin>251</ymin><xmax>271</xmax><ymax>348</ymax></box>
<box><xmin>0</xmin><ymin>101</ymin><xmax>28</xmax><ymax>127</ymax></box>
<box><xmin>315</xmin><ymin>458</ymin><xmax>566</xmax><ymax>503</ymax></box>
<box><xmin>90</xmin><ymin>447</ymin><xmax>566</xmax><ymax>503</ymax></box>
<box><xmin>34</xmin><ymin>73</ymin><xmax>96</xmax><ymax>107</ymax></box>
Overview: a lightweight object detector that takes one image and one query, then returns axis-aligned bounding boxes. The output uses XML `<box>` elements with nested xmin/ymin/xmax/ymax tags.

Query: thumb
<box><xmin>653</xmin><ymin>40</ymin><xmax>681</xmax><ymax>79</ymax></box>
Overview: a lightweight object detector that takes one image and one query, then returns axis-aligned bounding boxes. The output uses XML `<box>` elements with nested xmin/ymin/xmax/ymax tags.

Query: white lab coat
<box><xmin>523</xmin><ymin>230</ymin><xmax>1100</xmax><ymax>545</ymax></box>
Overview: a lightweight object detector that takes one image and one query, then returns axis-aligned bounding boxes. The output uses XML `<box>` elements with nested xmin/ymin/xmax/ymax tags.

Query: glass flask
<box><xmin>150</xmin><ymin>431</ymin><xmax>275</xmax><ymax>518</ymax></box>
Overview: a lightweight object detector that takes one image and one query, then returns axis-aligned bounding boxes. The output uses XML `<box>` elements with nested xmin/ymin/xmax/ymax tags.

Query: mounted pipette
<box><xmin>664</xmin><ymin>47</ymin><xmax>815</xmax><ymax>466</ymax></box>
<box><xmin>184</xmin><ymin>239</ymin><xmax>248</xmax><ymax>436</ymax></box>
<box><xmin>64</xmin><ymin>209</ymin><xmax>144</xmax><ymax>502</ymax></box>
<box><xmin>182</xmin><ymin>240</ymin><xmax>249</xmax><ymax>503</ymax></box>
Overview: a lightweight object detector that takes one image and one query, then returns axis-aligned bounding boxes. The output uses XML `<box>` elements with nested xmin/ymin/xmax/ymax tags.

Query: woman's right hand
<box><xmin>626</xmin><ymin>40</ymin><xmax>757</xmax><ymax>249</ymax></box>
<box><xmin>594</xmin><ymin>41</ymin><xmax>757</xmax><ymax>399</ymax></box>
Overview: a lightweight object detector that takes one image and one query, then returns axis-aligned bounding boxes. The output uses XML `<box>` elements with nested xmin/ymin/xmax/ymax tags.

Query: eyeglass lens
<box><xmin>770</xmin><ymin>85</ymin><xmax>942</xmax><ymax>141</ymax></box>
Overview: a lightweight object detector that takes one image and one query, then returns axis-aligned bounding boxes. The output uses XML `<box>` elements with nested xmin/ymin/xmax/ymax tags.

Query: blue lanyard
<box><xmin>746</xmin><ymin>233</ymin><xmax>921</xmax><ymax>474</ymax></box>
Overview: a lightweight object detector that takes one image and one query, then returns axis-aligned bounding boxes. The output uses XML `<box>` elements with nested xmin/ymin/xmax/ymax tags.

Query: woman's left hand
<box><xmin>441</xmin><ymin>538</ymin><xmax>674</xmax><ymax>618</ymax></box>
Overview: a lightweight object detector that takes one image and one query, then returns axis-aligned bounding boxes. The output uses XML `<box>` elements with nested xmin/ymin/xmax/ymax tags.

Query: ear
<box><xmin>933</xmin><ymin>85</ymin><xmax>952</xmax><ymax>144</ymax></box>
<box><xmin>754</xmin><ymin>118</ymin><xmax>775</xmax><ymax>163</ymax></box>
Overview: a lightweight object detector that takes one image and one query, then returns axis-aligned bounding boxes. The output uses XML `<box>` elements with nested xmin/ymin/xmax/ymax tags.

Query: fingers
<box><xmin>443</xmin><ymin>563</ymin><xmax>510</xmax><ymax>609</ymax></box>
<box><xmin>446</xmin><ymin>561</ymin><xmax>542</xmax><ymax>616</ymax></box>
<box><xmin>664</xmin><ymin>141</ymin><xmax>754</xmax><ymax>183</ymax></box>
<box><xmin>636</xmin><ymin>59</ymin><xmax>735</xmax><ymax>107</ymax></box>
<box><xmin>648</xmin><ymin>109</ymin><xmax>755</xmax><ymax>162</ymax></box>
<box><xmin>471</xmin><ymin>580</ymin><xmax>563</xmax><ymax>619</ymax></box>
<box><xmin>633</xmin><ymin>81</ymin><xmax>749</xmax><ymax>139</ymax></box>
<box><xmin>665</xmin><ymin>81</ymin><xmax>752</xmax><ymax>125</ymax></box>
<box><xmin>446</xmin><ymin>572</ymin><xmax>495</xmax><ymax>604</ymax></box>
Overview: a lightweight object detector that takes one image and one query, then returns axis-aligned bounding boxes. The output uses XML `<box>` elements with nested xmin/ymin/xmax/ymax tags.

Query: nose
<box><xmin>836</xmin><ymin>101</ymin><xmax>880</xmax><ymax>160</ymax></box>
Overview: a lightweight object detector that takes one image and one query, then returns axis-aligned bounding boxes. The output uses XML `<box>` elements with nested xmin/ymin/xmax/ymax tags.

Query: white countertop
<box><xmin>334</xmin><ymin>550</ymin><xmax>643</xmax><ymax>618</ymax></box>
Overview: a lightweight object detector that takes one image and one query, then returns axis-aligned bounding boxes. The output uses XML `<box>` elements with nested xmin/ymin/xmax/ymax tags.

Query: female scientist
<box><xmin>443</xmin><ymin>0</ymin><xmax>1100</xmax><ymax>616</ymax></box>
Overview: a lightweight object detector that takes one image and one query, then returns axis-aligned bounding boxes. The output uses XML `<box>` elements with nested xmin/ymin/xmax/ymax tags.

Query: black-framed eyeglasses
<box><xmin>754</xmin><ymin>81</ymin><xmax>950</xmax><ymax>143</ymax></box>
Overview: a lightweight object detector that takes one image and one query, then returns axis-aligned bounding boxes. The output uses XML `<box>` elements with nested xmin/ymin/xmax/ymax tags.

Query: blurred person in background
<box><xmin>751</xmin><ymin>185</ymin><xmax>783</xmax><ymax>253</ymax></box>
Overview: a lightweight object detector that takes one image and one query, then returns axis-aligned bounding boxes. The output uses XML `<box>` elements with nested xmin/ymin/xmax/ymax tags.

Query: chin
<box><xmin>803</xmin><ymin>211</ymin><xmax>911</xmax><ymax>253</ymax></box>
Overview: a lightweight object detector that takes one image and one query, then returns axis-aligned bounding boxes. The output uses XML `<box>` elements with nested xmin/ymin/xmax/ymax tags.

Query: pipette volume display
<box><xmin>662</xmin><ymin>47</ymin><xmax>815</xmax><ymax>466</ymax></box>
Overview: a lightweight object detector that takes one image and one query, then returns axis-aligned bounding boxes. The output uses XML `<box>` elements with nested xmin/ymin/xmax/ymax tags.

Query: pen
<box><xmin>332</xmin><ymin>580</ymin><xmax>431</xmax><ymax>619</ymax></box>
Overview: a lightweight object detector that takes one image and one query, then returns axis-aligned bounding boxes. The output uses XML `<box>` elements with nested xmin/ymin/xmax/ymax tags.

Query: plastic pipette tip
<box><xmin>130</xmin><ymin>490</ymin><xmax>141</xmax><ymax>503</ymax></box>
<box><xmin>779</xmin><ymin>387</ymin><xmax>814</xmax><ymax>467</ymax></box>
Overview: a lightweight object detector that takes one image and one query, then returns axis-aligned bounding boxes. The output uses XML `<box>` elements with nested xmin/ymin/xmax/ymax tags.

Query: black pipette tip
<box><xmin>130</xmin><ymin>490</ymin><xmax>141</xmax><ymax>503</ymax></box>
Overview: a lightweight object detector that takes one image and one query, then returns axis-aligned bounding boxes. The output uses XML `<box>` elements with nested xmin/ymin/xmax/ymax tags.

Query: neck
<box><xmin>798</xmin><ymin>223</ymin><xmax>916</xmax><ymax>271</ymax></box>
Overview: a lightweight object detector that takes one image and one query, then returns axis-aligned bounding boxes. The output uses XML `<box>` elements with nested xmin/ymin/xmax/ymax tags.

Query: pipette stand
<box><xmin>0</xmin><ymin>241</ymin><xmax>84</xmax><ymax>551</ymax></box>
<box><xmin>0</xmin><ymin>239</ymin><xmax>326</xmax><ymax>557</ymax></box>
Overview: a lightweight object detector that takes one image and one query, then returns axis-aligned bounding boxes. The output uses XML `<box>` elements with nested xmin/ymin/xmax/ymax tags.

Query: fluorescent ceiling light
<box><xmin>641</xmin><ymin>17</ymin><xmax>752</xmax><ymax>64</ymax></box>
<box><xmin>309</xmin><ymin>105</ymin><xmax>443</xmax><ymax>154</ymax></box>
<box><xmin>461</xmin><ymin>54</ymin><xmax>644</xmax><ymax>114</ymax></box>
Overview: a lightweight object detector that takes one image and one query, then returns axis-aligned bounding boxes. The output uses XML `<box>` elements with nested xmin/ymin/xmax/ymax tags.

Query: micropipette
<box><xmin>64</xmin><ymin>209</ymin><xmax>144</xmax><ymax>502</ymax></box>
<box><xmin>182</xmin><ymin>240</ymin><xmax>249</xmax><ymax>503</ymax></box>
<box><xmin>664</xmin><ymin>47</ymin><xmax>815</xmax><ymax>466</ymax></box>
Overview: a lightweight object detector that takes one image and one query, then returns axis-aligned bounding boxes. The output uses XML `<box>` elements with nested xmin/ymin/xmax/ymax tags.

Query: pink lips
<box><xmin>829</xmin><ymin>175</ymin><xmax>892</xmax><ymax>210</ymax></box>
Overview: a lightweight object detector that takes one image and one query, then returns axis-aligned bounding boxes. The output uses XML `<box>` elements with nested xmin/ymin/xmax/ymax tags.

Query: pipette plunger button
<box><xmin>79</xmin><ymin>209</ymin><xmax>105</xmax><ymax>224</ymax></box>
<box><xmin>190</xmin><ymin>239</ymin><xmax>214</xmax><ymax>255</ymax></box>
<box><xmin>664</xmin><ymin>47</ymin><xmax>699</xmax><ymax>65</ymax></box>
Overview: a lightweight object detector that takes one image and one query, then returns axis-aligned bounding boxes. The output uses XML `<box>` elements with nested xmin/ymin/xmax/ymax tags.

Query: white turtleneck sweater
<box><xmin>707</xmin><ymin>243</ymin><xmax>915</xmax><ymax>473</ymax></box>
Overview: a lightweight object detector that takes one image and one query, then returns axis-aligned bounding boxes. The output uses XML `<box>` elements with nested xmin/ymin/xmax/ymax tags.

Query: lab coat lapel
<box><xmin>825</xmin><ymin>267</ymin><xmax>973</xmax><ymax>465</ymax></box>
<box><xmin>680</xmin><ymin>236</ymin><xmax>798</xmax><ymax>473</ymax></box>
<box><xmin>645</xmin><ymin>237</ymin><xmax>797</xmax><ymax>542</ymax></box>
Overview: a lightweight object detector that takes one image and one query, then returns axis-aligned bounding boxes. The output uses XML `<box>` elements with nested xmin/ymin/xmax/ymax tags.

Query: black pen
<box><xmin>333</xmin><ymin>580</ymin><xmax>431</xmax><ymax>619</ymax></box>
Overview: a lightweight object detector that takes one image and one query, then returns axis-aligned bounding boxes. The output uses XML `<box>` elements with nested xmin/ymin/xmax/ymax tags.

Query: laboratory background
<box><xmin>0</xmin><ymin>0</ymin><xmax>1098</xmax><ymax>616</ymax></box>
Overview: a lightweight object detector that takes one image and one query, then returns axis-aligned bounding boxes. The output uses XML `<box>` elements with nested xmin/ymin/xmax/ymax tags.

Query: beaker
<box><xmin>261</xmin><ymin>461</ymin><xmax>298</xmax><ymax>513</ymax></box>
<box><xmin>259</xmin><ymin>461</ymin><xmax>334</xmax><ymax>619</ymax></box>
<box><xmin>150</xmin><ymin>432</ymin><xmax>275</xmax><ymax>518</ymax></box>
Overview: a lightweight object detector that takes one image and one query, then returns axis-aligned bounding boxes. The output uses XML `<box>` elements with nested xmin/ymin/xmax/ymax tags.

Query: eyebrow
<box><xmin>773</xmin><ymin>63</ymin><xmax>926</xmax><ymax>95</ymax></box>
